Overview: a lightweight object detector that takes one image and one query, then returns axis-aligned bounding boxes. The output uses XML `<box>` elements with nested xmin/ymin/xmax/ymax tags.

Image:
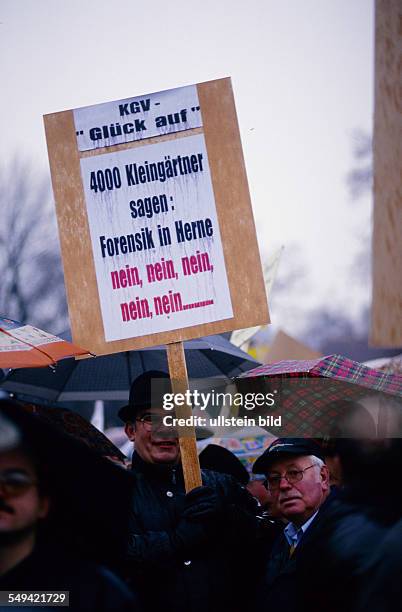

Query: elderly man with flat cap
<box><xmin>120</xmin><ymin>370</ymin><xmax>265</xmax><ymax>612</ymax></box>
<box><xmin>253</xmin><ymin>437</ymin><xmax>334</xmax><ymax>611</ymax></box>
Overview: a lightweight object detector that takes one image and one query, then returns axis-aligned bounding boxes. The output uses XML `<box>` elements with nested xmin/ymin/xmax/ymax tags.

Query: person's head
<box><xmin>0</xmin><ymin>447</ymin><xmax>49</xmax><ymax>539</ymax></box>
<box><xmin>314</xmin><ymin>400</ymin><xmax>377</xmax><ymax>488</ymax></box>
<box><xmin>247</xmin><ymin>476</ymin><xmax>282</xmax><ymax>518</ymax></box>
<box><xmin>120</xmin><ymin>371</ymin><xmax>180</xmax><ymax>465</ymax></box>
<box><xmin>253</xmin><ymin>438</ymin><xmax>329</xmax><ymax>526</ymax></box>
<box><xmin>266</xmin><ymin>454</ymin><xmax>329</xmax><ymax>526</ymax></box>
<box><xmin>124</xmin><ymin>407</ymin><xmax>180</xmax><ymax>465</ymax></box>
<box><xmin>199</xmin><ymin>444</ymin><xmax>249</xmax><ymax>485</ymax></box>
<box><xmin>337</xmin><ymin>437</ymin><xmax>402</xmax><ymax>520</ymax></box>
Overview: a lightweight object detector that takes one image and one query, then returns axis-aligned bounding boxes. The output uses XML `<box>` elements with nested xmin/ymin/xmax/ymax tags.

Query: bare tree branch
<box><xmin>0</xmin><ymin>157</ymin><xmax>68</xmax><ymax>332</ymax></box>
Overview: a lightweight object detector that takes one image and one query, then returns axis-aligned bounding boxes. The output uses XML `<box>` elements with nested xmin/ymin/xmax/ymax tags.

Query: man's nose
<box><xmin>152</xmin><ymin>421</ymin><xmax>177</xmax><ymax>438</ymax></box>
<box><xmin>278</xmin><ymin>475</ymin><xmax>292</xmax><ymax>490</ymax></box>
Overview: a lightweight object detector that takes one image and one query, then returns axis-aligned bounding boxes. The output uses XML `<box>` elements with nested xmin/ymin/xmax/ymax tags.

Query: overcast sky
<box><xmin>1</xmin><ymin>0</ymin><xmax>374</xmax><ymax>337</ymax></box>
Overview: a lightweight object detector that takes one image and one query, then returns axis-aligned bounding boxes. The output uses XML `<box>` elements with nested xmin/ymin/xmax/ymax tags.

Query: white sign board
<box><xmin>74</xmin><ymin>85</ymin><xmax>202</xmax><ymax>151</ymax></box>
<box><xmin>45</xmin><ymin>78</ymin><xmax>269</xmax><ymax>355</ymax></box>
<box><xmin>80</xmin><ymin>133</ymin><xmax>233</xmax><ymax>341</ymax></box>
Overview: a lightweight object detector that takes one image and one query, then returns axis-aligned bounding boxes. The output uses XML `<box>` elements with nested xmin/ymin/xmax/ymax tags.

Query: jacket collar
<box><xmin>131</xmin><ymin>451</ymin><xmax>183</xmax><ymax>483</ymax></box>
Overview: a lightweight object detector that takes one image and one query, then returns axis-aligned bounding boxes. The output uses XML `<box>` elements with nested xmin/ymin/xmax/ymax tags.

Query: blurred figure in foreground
<box><xmin>0</xmin><ymin>401</ymin><xmax>139</xmax><ymax>612</ymax></box>
<box><xmin>297</xmin><ymin>436</ymin><xmax>402</xmax><ymax>612</ymax></box>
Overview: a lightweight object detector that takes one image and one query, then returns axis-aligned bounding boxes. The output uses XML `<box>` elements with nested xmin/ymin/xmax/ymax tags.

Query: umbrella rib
<box><xmin>139</xmin><ymin>350</ymin><xmax>146</xmax><ymax>374</ymax></box>
<box><xmin>55</xmin><ymin>361</ymin><xmax>80</xmax><ymax>401</ymax></box>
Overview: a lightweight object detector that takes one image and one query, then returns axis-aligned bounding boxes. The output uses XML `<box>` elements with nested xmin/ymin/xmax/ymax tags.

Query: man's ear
<box><xmin>320</xmin><ymin>464</ymin><xmax>330</xmax><ymax>490</ymax></box>
<box><xmin>125</xmin><ymin>422</ymin><xmax>136</xmax><ymax>442</ymax></box>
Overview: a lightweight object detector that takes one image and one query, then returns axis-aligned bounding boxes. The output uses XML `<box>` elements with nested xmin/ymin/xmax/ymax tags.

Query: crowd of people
<box><xmin>0</xmin><ymin>370</ymin><xmax>400</xmax><ymax>612</ymax></box>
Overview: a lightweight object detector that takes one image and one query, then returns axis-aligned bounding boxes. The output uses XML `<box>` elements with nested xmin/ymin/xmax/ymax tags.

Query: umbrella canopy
<box><xmin>1</xmin><ymin>333</ymin><xmax>259</xmax><ymax>403</ymax></box>
<box><xmin>239</xmin><ymin>354</ymin><xmax>402</xmax><ymax>395</ymax></box>
<box><xmin>21</xmin><ymin>402</ymin><xmax>126</xmax><ymax>461</ymax></box>
<box><xmin>0</xmin><ymin>316</ymin><xmax>90</xmax><ymax>369</ymax></box>
<box><xmin>235</xmin><ymin>354</ymin><xmax>402</xmax><ymax>438</ymax></box>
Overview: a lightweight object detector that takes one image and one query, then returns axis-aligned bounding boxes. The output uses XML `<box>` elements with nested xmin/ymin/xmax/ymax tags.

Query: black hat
<box><xmin>199</xmin><ymin>444</ymin><xmax>249</xmax><ymax>485</ymax></box>
<box><xmin>118</xmin><ymin>370</ymin><xmax>171</xmax><ymax>422</ymax></box>
<box><xmin>252</xmin><ymin>438</ymin><xmax>324</xmax><ymax>474</ymax></box>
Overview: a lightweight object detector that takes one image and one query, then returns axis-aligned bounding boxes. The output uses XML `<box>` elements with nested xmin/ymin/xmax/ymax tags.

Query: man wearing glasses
<box><xmin>253</xmin><ymin>438</ymin><xmax>332</xmax><ymax>610</ymax></box>
<box><xmin>120</xmin><ymin>370</ymin><xmax>263</xmax><ymax>612</ymax></box>
<box><xmin>0</xmin><ymin>405</ymin><xmax>138</xmax><ymax>611</ymax></box>
<box><xmin>0</xmin><ymin>438</ymin><xmax>50</xmax><ymax>579</ymax></box>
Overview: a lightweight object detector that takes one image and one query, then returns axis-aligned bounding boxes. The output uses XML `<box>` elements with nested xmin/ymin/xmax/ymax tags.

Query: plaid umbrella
<box><xmin>235</xmin><ymin>354</ymin><xmax>402</xmax><ymax>437</ymax></box>
<box><xmin>240</xmin><ymin>354</ymin><xmax>402</xmax><ymax>394</ymax></box>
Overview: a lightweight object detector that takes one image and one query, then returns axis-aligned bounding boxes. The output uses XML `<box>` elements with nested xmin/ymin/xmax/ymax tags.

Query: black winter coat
<box><xmin>257</xmin><ymin>490</ymin><xmax>389</xmax><ymax>612</ymax></box>
<box><xmin>0</xmin><ymin>545</ymin><xmax>138</xmax><ymax>612</ymax></box>
<box><xmin>256</xmin><ymin>490</ymin><xmax>339</xmax><ymax>612</ymax></box>
<box><xmin>126</xmin><ymin>452</ymin><xmax>269</xmax><ymax>612</ymax></box>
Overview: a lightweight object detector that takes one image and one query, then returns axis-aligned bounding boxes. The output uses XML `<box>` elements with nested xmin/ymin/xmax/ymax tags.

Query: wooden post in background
<box><xmin>166</xmin><ymin>342</ymin><xmax>202</xmax><ymax>491</ymax></box>
<box><xmin>371</xmin><ymin>0</ymin><xmax>402</xmax><ymax>346</ymax></box>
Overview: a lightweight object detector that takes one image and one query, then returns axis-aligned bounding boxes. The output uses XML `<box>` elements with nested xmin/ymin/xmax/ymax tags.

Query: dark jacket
<box><xmin>356</xmin><ymin>518</ymin><xmax>402</xmax><ymax>612</ymax></box>
<box><xmin>258</xmin><ymin>490</ymin><xmax>388</xmax><ymax>612</ymax></box>
<box><xmin>256</xmin><ymin>490</ymin><xmax>339</xmax><ymax>611</ymax></box>
<box><xmin>0</xmin><ymin>544</ymin><xmax>138</xmax><ymax>612</ymax></box>
<box><xmin>126</xmin><ymin>452</ymin><xmax>270</xmax><ymax>612</ymax></box>
<box><xmin>298</xmin><ymin>498</ymin><xmax>386</xmax><ymax>612</ymax></box>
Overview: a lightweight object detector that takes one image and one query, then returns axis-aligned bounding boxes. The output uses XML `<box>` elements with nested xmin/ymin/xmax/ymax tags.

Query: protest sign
<box><xmin>44</xmin><ymin>78</ymin><xmax>269</xmax><ymax>355</ymax></box>
<box><xmin>45</xmin><ymin>78</ymin><xmax>269</xmax><ymax>491</ymax></box>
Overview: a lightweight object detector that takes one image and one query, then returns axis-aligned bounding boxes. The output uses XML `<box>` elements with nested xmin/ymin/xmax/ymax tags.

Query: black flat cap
<box><xmin>252</xmin><ymin>438</ymin><xmax>324</xmax><ymax>474</ymax></box>
<box><xmin>118</xmin><ymin>370</ymin><xmax>171</xmax><ymax>422</ymax></box>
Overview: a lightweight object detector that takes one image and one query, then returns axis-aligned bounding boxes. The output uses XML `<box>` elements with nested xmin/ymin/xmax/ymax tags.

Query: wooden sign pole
<box><xmin>166</xmin><ymin>341</ymin><xmax>202</xmax><ymax>492</ymax></box>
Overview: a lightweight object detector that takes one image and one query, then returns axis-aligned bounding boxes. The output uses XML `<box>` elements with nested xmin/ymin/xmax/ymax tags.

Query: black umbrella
<box><xmin>1</xmin><ymin>333</ymin><xmax>259</xmax><ymax>403</ymax></box>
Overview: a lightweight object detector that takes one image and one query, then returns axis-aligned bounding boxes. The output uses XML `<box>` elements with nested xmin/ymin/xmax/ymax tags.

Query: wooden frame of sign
<box><xmin>44</xmin><ymin>78</ymin><xmax>269</xmax><ymax>491</ymax></box>
<box><xmin>44</xmin><ymin>77</ymin><xmax>269</xmax><ymax>354</ymax></box>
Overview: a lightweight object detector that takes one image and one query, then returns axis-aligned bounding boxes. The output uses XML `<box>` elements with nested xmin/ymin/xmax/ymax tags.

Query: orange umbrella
<box><xmin>0</xmin><ymin>316</ymin><xmax>91</xmax><ymax>369</ymax></box>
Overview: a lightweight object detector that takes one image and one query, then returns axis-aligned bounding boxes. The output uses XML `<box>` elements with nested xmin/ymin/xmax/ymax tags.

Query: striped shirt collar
<box><xmin>284</xmin><ymin>510</ymin><xmax>319</xmax><ymax>547</ymax></box>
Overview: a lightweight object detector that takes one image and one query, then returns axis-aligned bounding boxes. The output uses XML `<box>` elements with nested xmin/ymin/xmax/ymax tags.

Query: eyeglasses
<box><xmin>0</xmin><ymin>472</ymin><xmax>37</xmax><ymax>498</ymax></box>
<box><xmin>263</xmin><ymin>465</ymin><xmax>316</xmax><ymax>491</ymax></box>
<box><xmin>135</xmin><ymin>414</ymin><xmax>165</xmax><ymax>432</ymax></box>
